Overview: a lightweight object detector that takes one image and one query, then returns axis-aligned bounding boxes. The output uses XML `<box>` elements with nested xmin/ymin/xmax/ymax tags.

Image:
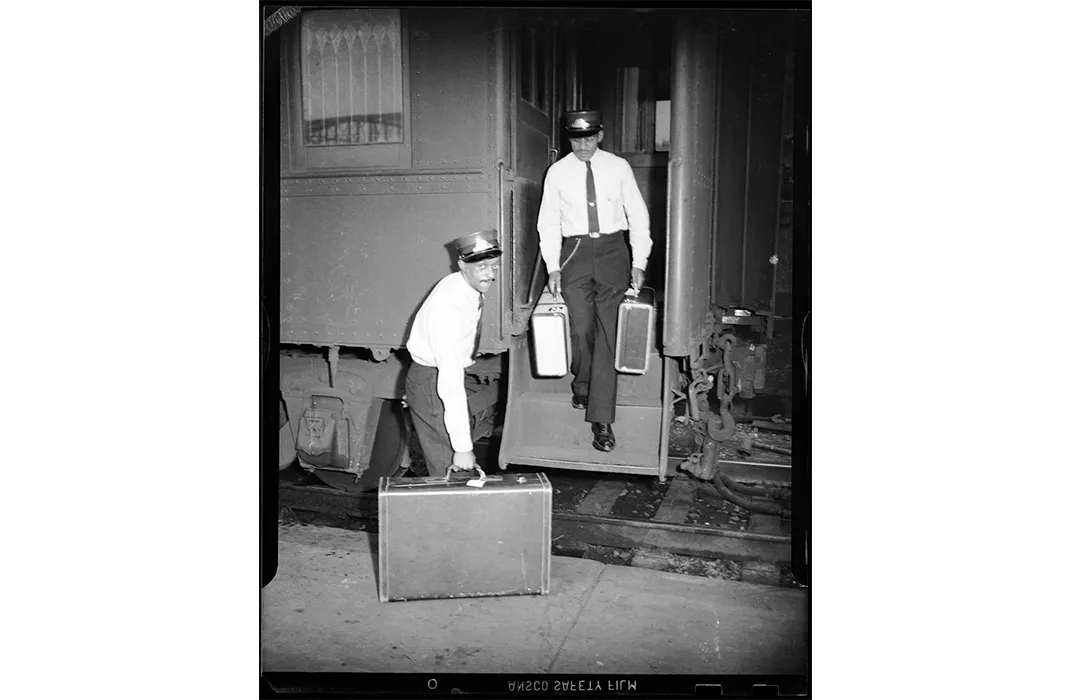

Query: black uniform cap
<box><xmin>564</xmin><ymin>109</ymin><xmax>602</xmax><ymax>138</ymax></box>
<box><xmin>452</xmin><ymin>229</ymin><xmax>502</xmax><ymax>263</ymax></box>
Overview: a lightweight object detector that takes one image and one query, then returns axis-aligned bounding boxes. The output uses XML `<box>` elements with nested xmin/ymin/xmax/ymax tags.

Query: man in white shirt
<box><xmin>405</xmin><ymin>230</ymin><xmax>501</xmax><ymax>476</ymax></box>
<box><xmin>536</xmin><ymin>109</ymin><xmax>652</xmax><ymax>452</ymax></box>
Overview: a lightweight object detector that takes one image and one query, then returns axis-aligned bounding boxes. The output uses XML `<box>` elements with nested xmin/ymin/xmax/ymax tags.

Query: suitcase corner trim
<box><xmin>542</xmin><ymin>472</ymin><xmax>551</xmax><ymax>593</ymax></box>
<box><xmin>378</xmin><ymin>478</ymin><xmax>389</xmax><ymax>602</ymax></box>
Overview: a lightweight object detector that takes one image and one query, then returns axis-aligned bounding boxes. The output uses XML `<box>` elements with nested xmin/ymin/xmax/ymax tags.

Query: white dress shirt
<box><xmin>536</xmin><ymin>149</ymin><xmax>652</xmax><ymax>274</ymax></box>
<box><xmin>406</xmin><ymin>271</ymin><xmax>482</xmax><ymax>453</ymax></box>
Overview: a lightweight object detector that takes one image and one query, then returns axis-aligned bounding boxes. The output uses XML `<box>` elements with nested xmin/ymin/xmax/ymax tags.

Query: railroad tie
<box><xmin>576</xmin><ymin>479</ymin><xmax>628</xmax><ymax>517</ymax></box>
<box><xmin>653</xmin><ymin>476</ymin><xmax>699</xmax><ymax>524</ymax></box>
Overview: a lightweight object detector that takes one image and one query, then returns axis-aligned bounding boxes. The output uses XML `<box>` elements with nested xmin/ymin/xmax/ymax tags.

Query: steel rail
<box><xmin>278</xmin><ymin>481</ymin><xmax>792</xmax><ymax>565</ymax></box>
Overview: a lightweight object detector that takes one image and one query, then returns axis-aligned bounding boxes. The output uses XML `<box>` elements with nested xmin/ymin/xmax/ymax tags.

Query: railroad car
<box><xmin>265</xmin><ymin>6</ymin><xmax>807</xmax><ymax>491</ymax></box>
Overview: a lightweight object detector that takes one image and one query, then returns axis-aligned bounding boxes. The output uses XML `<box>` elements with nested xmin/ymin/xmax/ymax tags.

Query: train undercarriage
<box><xmin>277</xmin><ymin>301</ymin><xmax>788</xmax><ymax>501</ymax></box>
<box><xmin>278</xmin><ymin>346</ymin><xmax>503</xmax><ymax>491</ymax></box>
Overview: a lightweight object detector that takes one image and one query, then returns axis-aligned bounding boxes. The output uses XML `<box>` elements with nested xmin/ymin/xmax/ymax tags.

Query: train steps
<box><xmin>499</xmin><ymin>332</ymin><xmax>669</xmax><ymax>478</ymax></box>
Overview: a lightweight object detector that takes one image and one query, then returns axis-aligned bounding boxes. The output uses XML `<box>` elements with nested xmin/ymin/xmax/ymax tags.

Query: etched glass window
<box><xmin>300</xmin><ymin>9</ymin><xmax>403</xmax><ymax>146</ymax></box>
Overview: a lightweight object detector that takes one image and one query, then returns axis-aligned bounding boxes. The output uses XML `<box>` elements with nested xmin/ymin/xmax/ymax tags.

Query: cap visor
<box><xmin>463</xmin><ymin>249</ymin><xmax>502</xmax><ymax>263</ymax></box>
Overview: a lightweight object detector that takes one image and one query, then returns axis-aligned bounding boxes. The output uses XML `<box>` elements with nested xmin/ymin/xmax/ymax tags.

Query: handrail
<box><xmin>497</xmin><ymin>159</ymin><xmax>506</xmax><ymax>341</ymax></box>
<box><xmin>664</xmin><ymin>154</ymin><xmax>680</xmax><ymax>352</ymax></box>
<box><xmin>524</xmin><ymin>252</ymin><xmax>548</xmax><ymax>309</ymax></box>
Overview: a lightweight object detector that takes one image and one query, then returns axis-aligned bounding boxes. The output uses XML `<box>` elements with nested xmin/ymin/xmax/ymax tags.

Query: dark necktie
<box><xmin>472</xmin><ymin>295</ymin><xmax>483</xmax><ymax>357</ymax></box>
<box><xmin>586</xmin><ymin>161</ymin><xmax>600</xmax><ymax>234</ymax></box>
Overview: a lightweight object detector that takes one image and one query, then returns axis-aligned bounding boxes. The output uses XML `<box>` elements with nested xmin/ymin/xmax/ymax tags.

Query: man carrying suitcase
<box><xmin>405</xmin><ymin>230</ymin><xmax>502</xmax><ymax>476</ymax></box>
<box><xmin>536</xmin><ymin>109</ymin><xmax>652</xmax><ymax>452</ymax></box>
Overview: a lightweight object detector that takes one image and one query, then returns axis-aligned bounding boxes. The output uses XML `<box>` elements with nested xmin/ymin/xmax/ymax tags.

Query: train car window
<box><xmin>655</xmin><ymin>100</ymin><xmax>671</xmax><ymax>152</ymax></box>
<box><xmin>299</xmin><ymin>9</ymin><xmax>403</xmax><ymax>146</ymax></box>
<box><xmin>617</xmin><ymin>66</ymin><xmax>642</xmax><ymax>153</ymax></box>
<box><xmin>654</xmin><ymin>59</ymin><xmax>671</xmax><ymax>152</ymax></box>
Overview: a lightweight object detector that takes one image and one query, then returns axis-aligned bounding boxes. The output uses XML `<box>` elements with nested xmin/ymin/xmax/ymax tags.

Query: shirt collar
<box><xmin>451</xmin><ymin>270</ymin><xmax>483</xmax><ymax>308</ymax></box>
<box><xmin>570</xmin><ymin>149</ymin><xmax>602</xmax><ymax>167</ymax></box>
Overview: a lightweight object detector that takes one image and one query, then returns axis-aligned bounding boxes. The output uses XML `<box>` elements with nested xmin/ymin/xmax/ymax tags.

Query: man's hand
<box><xmin>548</xmin><ymin>270</ymin><xmax>562</xmax><ymax>300</ymax></box>
<box><xmin>450</xmin><ymin>450</ymin><xmax>477</xmax><ymax>472</ymax></box>
<box><xmin>630</xmin><ymin>267</ymin><xmax>645</xmax><ymax>291</ymax></box>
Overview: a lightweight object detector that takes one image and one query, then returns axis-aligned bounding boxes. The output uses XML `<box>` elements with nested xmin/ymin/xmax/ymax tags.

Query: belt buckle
<box><xmin>588</xmin><ymin>232</ymin><xmax>599</xmax><ymax>238</ymax></box>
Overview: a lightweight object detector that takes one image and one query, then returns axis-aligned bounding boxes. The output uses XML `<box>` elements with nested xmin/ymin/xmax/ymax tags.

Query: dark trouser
<box><xmin>405</xmin><ymin>361</ymin><xmax>455</xmax><ymax>477</ymax></box>
<box><xmin>559</xmin><ymin>233</ymin><xmax>631</xmax><ymax>424</ymax></box>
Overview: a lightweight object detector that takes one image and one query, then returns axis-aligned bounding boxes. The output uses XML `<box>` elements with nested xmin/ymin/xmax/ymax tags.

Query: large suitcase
<box><xmin>530</xmin><ymin>288</ymin><xmax>571</xmax><ymax>377</ymax></box>
<box><xmin>378</xmin><ymin>471</ymin><xmax>552</xmax><ymax>602</ymax></box>
<box><xmin>615</xmin><ymin>287</ymin><xmax>656</xmax><ymax>374</ymax></box>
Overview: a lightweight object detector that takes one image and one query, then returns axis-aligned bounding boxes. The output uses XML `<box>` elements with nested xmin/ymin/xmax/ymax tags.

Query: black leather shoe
<box><xmin>592</xmin><ymin>422</ymin><xmax>615</xmax><ymax>452</ymax></box>
<box><xmin>571</xmin><ymin>394</ymin><xmax>588</xmax><ymax>410</ymax></box>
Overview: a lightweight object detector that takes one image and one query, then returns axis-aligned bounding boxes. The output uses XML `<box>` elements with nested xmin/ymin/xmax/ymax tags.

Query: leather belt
<box><xmin>566</xmin><ymin>230</ymin><xmax>624</xmax><ymax>240</ymax></box>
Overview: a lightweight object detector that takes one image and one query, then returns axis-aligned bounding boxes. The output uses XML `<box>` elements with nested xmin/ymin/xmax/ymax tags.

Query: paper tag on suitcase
<box><xmin>465</xmin><ymin>465</ymin><xmax>487</xmax><ymax>488</ymax></box>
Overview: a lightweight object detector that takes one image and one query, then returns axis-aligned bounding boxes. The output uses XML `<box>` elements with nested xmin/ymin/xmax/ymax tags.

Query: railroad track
<box><xmin>277</xmin><ymin>447</ymin><xmax>800</xmax><ymax>587</ymax></box>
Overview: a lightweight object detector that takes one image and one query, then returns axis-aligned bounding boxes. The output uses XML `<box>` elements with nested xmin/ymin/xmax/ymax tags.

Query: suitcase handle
<box><xmin>625</xmin><ymin>285</ymin><xmax>654</xmax><ymax>298</ymax></box>
<box><xmin>448</xmin><ymin>464</ymin><xmax>485</xmax><ymax>479</ymax></box>
<box><xmin>391</xmin><ymin>467</ymin><xmax>503</xmax><ymax>488</ymax></box>
<box><xmin>454</xmin><ymin>464</ymin><xmax>486</xmax><ymax>483</ymax></box>
<box><xmin>622</xmin><ymin>286</ymin><xmax>655</xmax><ymax>304</ymax></box>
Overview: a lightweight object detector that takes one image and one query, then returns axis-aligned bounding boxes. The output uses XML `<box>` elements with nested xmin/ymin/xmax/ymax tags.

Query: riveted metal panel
<box><xmin>280</xmin><ymin>352</ymin><xmax>409</xmax><ymax>403</ymax></box>
<box><xmin>663</xmin><ymin>17</ymin><xmax>719</xmax><ymax>357</ymax></box>
<box><xmin>280</xmin><ymin>191</ymin><xmax>500</xmax><ymax>347</ymax></box>
<box><xmin>409</xmin><ymin>10</ymin><xmax>497</xmax><ymax>169</ymax></box>
<box><xmin>281</xmin><ymin>172</ymin><xmax>491</xmax><ymax>198</ymax></box>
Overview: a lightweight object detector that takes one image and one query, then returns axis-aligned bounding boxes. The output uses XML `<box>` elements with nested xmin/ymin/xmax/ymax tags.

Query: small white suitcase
<box><xmin>531</xmin><ymin>288</ymin><xmax>571</xmax><ymax>377</ymax></box>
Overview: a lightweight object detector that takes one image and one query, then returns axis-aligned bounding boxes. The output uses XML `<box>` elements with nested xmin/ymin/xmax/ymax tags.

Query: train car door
<box><xmin>509</xmin><ymin>21</ymin><xmax>557</xmax><ymax>335</ymax></box>
<box><xmin>499</xmin><ymin>14</ymin><xmax>667</xmax><ymax>479</ymax></box>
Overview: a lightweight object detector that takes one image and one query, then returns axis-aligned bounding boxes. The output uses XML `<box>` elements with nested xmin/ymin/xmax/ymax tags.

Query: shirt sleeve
<box><xmin>621</xmin><ymin>161</ymin><xmax>652</xmax><ymax>271</ymax></box>
<box><xmin>537</xmin><ymin>164</ymin><xmax>565</xmax><ymax>274</ymax></box>
<box><xmin>424</xmin><ymin>302</ymin><xmax>474</xmax><ymax>453</ymax></box>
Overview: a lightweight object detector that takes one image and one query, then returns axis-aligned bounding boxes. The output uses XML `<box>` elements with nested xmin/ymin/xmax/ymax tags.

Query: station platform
<box><xmin>262</xmin><ymin>522</ymin><xmax>808</xmax><ymax>683</ymax></box>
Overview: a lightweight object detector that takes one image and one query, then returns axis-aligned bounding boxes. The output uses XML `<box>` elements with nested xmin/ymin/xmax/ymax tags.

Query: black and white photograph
<box><xmin>261</xmin><ymin>4</ymin><xmax>810</xmax><ymax>695</ymax></box>
<box><xmin>11</xmin><ymin>2</ymin><xmax>1072</xmax><ymax>699</ymax></box>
